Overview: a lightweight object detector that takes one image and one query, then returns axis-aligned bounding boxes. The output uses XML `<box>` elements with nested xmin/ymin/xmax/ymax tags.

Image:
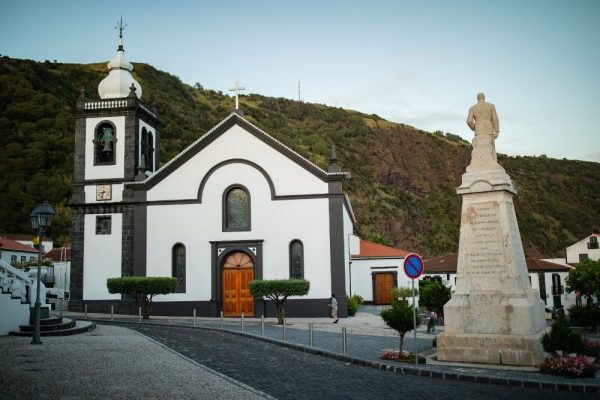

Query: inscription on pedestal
<box><xmin>461</xmin><ymin>201</ymin><xmax>506</xmax><ymax>277</ymax></box>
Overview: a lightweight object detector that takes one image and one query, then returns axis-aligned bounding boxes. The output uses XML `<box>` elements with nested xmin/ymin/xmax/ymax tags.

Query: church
<box><xmin>69</xmin><ymin>33</ymin><xmax>355</xmax><ymax>318</ymax></box>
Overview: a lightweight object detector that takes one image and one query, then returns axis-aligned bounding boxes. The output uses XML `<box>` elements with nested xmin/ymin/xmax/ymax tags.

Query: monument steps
<box><xmin>9</xmin><ymin>316</ymin><xmax>96</xmax><ymax>337</ymax></box>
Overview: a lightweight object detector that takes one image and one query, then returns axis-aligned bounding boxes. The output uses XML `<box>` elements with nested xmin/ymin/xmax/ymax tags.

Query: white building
<box><xmin>69</xmin><ymin>34</ymin><xmax>355</xmax><ymax>317</ymax></box>
<box><xmin>565</xmin><ymin>233</ymin><xmax>600</xmax><ymax>264</ymax></box>
<box><xmin>0</xmin><ymin>237</ymin><xmax>38</xmax><ymax>265</ymax></box>
<box><xmin>2</xmin><ymin>234</ymin><xmax>53</xmax><ymax>253</ymax></box>
<box><xmin>349</xmin><ymin>236</ymin><xmax>413</xmax><ymax>305</ymax></box>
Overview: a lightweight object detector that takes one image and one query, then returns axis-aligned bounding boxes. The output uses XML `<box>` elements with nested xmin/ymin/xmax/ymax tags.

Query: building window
<box><xmin>30</xmin><ymin>257</ymin><xmax>35</xmax><ymax>262</ymax></box>
<box><xmin>289</xmin><ymin>240</ymin><xmax>304</xmax><ymax>279</ymax></box>
<box><xmin>10</xmin><ymin>255</ymin><xmax>17</xmax><ymax>264</ymax></box>
<box><xmin>94</xmin><ymin>122</ymin><xmax>116</xmax><ymax>165</ymax></box>
<box><xmin>140</xmin><ymin>128</ymin><xmax>154</xmax><ymax>172</ymax></box>
<box><xmin>579</xmin><ymin>253</ymin><xmax>589</xmax><ymax>263</ymax></box>
<box><xmin>588</xmin><ymin>236</ymin><xmax>599</xmax><ymax>249</ymax></box>
<box><xmin>21</xmin><ymin>256</ymin><xmax>26</xmax><ymax>262</ymax></box>
<box><xmin>223</xmin><ymin>185</ymin><xmax>250</xmax><ymax>231</ymax></box>
<box><xmin>172</xmin><ymin>243</ymin><xmax>186</xmax><ymax>293</ymax></box>
<box><xmin>96</xmin><ymin>215</ymin><xmax>112</xmax><ymax>235</ymax></box>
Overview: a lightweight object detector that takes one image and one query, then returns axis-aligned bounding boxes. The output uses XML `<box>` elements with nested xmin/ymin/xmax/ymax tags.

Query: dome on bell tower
<box><xmin>98</xmin><ymin>25</ymin><xmax>142</xmax><ymax>99</ymax></box>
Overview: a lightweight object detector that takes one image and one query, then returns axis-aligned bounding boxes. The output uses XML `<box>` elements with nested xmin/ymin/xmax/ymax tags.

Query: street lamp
<box><xmin>30</xmin><ymin>201</ymin><xmax>54</xmax><ymax>345</ymax></box>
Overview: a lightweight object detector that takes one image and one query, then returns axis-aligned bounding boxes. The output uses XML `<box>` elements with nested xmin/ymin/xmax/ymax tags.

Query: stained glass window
<box><xmin>290</xmin><ymin>240</ymin><xmax>304</xmax><ymax>279</ymax></box>
<box><xmin>172</xmin><ymin>244</ymin><xmax>186</xmax><ymax>293</ymax></box>
<box><xmin>225</xmin><ymin>187</ymin><xmax>250</xmax><ymax>230</ymax></box>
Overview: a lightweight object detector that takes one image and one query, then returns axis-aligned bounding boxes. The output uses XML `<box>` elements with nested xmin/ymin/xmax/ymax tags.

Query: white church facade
<box><xmin>70</xmin><ymin>35</ymin><xmax>354</xmax><ymax>317</ymax></box>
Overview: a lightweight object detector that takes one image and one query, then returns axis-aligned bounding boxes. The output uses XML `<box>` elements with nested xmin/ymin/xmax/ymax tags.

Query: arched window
<box><xmin>172</xmin><ymin>243</ymin><xmax>186</xmax><ymax>293</ymax></box>
<box><xmin>94</xmin><ymin>122</ymin><xmax>116</xmax><ymax>165</ymax></box>
<box><xmin>289</xmin><ymin>240</ymin><xmax>304</xmax><ymax>279</ymax></box>
<box><xmin>223</xmin><ymin>185</ymin><xmax>250</xmax><ymax>231</ymax></box>
<box><xmin>145</xmin><ymin>131</ymin><xmax>154</xmax><ymax>172</ymax></box>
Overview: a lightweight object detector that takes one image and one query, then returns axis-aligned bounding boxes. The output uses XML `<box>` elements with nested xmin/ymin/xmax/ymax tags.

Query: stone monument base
<box><xmin>437</xmin><ymin>330</ymin><xmax>545</xmax><ymax>367</ymax></box>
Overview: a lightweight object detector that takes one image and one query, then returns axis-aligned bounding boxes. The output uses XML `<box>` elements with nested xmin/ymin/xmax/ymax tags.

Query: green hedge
<box><xmin>249</xmin><ymin>279</ymin><xmax>310</xmax><ymax>297</ymax></box>
<box><xmin>107</xmin><ymin>276</ymin><xmax>177</xmax><ymax>295</ymax></box>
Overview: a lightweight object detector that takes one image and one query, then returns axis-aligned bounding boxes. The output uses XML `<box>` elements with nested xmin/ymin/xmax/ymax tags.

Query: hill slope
<box><xmin>1</xmin><ymin>56</ymin><xmax>598</xmax><ymax>257</ymax></box>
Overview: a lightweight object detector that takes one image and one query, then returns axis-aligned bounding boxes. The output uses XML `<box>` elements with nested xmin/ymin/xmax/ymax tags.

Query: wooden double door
<box><xmin>222</xmin><ymin>252</ymin><xmax>255</xmax><ymax>317</ymax></box>
<box><xmin>374</xmin><ymin>272</ymin><xmax>395</xmax><ymax>305</ymax></box>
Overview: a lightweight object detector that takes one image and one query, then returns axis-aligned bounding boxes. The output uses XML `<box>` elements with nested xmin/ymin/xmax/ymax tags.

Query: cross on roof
<box><xmin>229</xmin><ymin>81</ymin><xmax>245</xmax><ymax>110</ymax></box>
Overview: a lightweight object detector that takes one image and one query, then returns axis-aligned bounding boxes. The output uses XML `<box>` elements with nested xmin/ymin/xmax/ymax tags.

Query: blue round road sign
<box><xmin>403</xmin><ymin>253</ymin><xmax>424</xmax><ymax>279</ymax></box>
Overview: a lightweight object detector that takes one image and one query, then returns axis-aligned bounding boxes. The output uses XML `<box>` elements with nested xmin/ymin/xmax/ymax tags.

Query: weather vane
<box><xmin>115</xmin><ymin>17</ymin><xmax>127</xmax><ymax>50</ymax></box>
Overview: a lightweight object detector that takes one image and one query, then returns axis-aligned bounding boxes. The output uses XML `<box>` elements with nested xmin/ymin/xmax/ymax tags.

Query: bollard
<box><xmin>241</xmin><ymin>312</ymin><xmax>245</xmax><ymax>332</ymax></box>
<box><xmin>220</xmin><ymin>311</ymin><xmax>223</xmax><ymax>328</ymax></box>
<box><xmin>282</xmin><ymin>318</ymin><xmax>287</xmax><ymax>340</ymax></box>
<box><xmin>309</xmin><ymin>322</ymin><xmax>314</xmax><ymax>347</ymax></box>
<box><xmin>111</xmin><ymin>305</ymin><xmax>114</xmax><ymax>321</ymax></box>
<box><xmin>193</xmin><ymin>309</ymin><xmax>197</xmax><ymax>327</ymax></box>
<box><xmin>138</xmin><ymin>307</ymin><xmax>142</xmax><ymax>323</ymax></box>
<box><xmin>342</xmin><ymin>327</ymin><xmax>347</xmax><ymax>355</ymax></box>
<box><xmin>261</xmin><ymin>315</ymin><xmax>265</xmax><ymax>336</ymax></box>
<box><xmin>84</xmin><ymin>303</ymin><xmax>87</xmax><ymax>319</ymax></box>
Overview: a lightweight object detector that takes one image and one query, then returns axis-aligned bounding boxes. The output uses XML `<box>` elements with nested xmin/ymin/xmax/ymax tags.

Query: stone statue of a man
<box><xmin>466</xmin><ymin>93</ymin><xmax>501</xmax><ymax>171</ymax></box>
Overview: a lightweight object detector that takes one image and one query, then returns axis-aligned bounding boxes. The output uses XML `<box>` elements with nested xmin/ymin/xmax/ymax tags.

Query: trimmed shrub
<box><xmin>347</xmin><ymin>294</ymin><xmax>364</xmax><ymax>316</ymax></box>
<box><xmin>249</xmin><ymin>279</ymin><xmax>309</xmax><ymax>324</ymax></box>
<box><xmin>539</xmin><ymin>354</ymin><xmax>599</xmax><ymax>378</ymax></box>
<box><xmin>380</xmin><ymin>298</ymin><xmax>421</xmax><ymax>355</ymax></box>
<box><xmin>107</xmin><ymin>276</ymin><xmax>177</xmax><ymax>319</ymax></box>
<box><xmin>541</xmin><ymin>315</ymin><xmax>584</xmax><ymax>355</ymax></box>
<box><xmin>568</xmin><ymin>304</ymin><xmax>599</xmax><ymax>332</ymax></box>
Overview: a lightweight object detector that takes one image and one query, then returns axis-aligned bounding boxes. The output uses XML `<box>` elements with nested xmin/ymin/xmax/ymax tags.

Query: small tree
<box><xmin>249</xmin><ymin>279</ymin><xmax>309</xmax><ymax>324</ymax></box>
<box><xmin>541</xmin><ymin>315</ymin><xmax>585</xmax><ymax>355</ymax></box>
<box><xmin>107</xmin><ymin>276</ymin><xmax>177</xmax><ymax>319</ymax></box>
<box><xmin>566</xmin><ymin>259</ymin><xmax>600</xmax><ymax>304</ymax></box>
<box><xmin>393</xmin><ymin>287</ymin><xmax>418</xmax><ymax>302</ymax></box>
<box><xmin>380</xmin><ymin>298</ymin><xmax>421</xmax><ymax>355</ymax></box>
<box><xmin>419</xmin><ymin>281</ymin><xmax>451</xmax><ymax>316</ymax></box>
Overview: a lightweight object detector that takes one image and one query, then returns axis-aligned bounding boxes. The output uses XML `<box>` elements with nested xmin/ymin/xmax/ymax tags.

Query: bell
<box><xmin>101</xmin><ymin>127</ymin><xmax>114</xmax><ymax>154</ymax></box>
<box><xmin>102</xmin><ymin>140</ymin><xmax>113</xmax><ymax>153</ymax></box>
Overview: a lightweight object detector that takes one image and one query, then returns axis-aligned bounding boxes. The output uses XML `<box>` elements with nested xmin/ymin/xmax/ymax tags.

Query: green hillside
<box><xmin>1</xmin><ymin>56</ymin><xmax>598</xmax><ymax>257</ymax></box>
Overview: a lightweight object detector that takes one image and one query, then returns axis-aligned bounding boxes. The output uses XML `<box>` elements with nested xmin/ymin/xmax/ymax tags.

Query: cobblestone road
<box><xmin>130</xmin><ymin>325</ymin><xmax>596</xmax><ymax>400</ymax></box>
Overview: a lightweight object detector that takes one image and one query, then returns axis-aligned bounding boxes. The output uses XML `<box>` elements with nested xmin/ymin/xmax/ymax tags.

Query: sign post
<box><xmin>403</xmin><ymin>253</ymin><xmax>424</xmax><ymax>364</ymax></box>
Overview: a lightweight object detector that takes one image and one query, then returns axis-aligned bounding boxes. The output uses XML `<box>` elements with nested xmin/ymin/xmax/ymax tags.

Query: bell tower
<box><xmin>70</xmin><ymin>23</ymin><xmax>160</xmax><ymax>311</ymax></box>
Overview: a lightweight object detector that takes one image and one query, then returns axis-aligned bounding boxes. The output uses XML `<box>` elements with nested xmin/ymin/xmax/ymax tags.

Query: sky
<box><xmin>1</xmin><ymin>0</ymin><xmax>599</xmax><ymax>162</ymax></box>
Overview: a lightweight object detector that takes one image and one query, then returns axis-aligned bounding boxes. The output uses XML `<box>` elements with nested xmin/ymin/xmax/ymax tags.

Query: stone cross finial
<box><xmin>229</xmin><ymin>81</ymin><xmax>245</xmax><ymax>110</ymax></box>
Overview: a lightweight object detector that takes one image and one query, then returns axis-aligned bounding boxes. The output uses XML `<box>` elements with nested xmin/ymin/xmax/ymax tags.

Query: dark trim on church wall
<box><xmin>198</xmin><ymin>159</ymin><xmax>276</xmax><ymax>202</ymax></box>
<box><xmin>69</xmin><ymin>209</ymin><xmax>85</xmax><ymax>310</ymax></box>
<box><xmin>121</xmin><ymin>205</ymin><xmax>134</xmax><ymax>277</ymax></box>
<box><xmin>133</xmin><ymin>200</ymin><xmax>147</xmax><ymax>276</ymax></box>
<box><xmin>210</xmin><ymin>240</ymin><xmax>263</xmax><ymax>317</ymax></box>
<box><xmin>328</xmin><ymin>194</ymin><xmax>348</xmax><ymax>318</ymax></box>
<box><xmin>79</xmin><ymin>298</ymin><xmax>336</xmax><ymax>318</ymax></box>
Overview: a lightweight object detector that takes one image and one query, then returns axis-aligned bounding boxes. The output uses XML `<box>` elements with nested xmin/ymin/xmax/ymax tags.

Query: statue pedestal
<box><xmin>437</xmin><ymin>167</ymin><xmax>546</xmax><ymax>366</ymax></box>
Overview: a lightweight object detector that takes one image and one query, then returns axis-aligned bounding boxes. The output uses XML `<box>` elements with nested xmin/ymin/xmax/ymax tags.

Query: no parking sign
<box><xmin>403</xmin><ymin>253</ymin><xmax>424</xmax><ymax>279</ymax></box>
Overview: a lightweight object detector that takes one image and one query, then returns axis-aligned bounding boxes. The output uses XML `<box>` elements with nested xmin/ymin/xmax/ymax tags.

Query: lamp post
<box><xmin>30</xmin><ymin>201</ymin><xmax>54</xmax><ymax>345</ymax></box>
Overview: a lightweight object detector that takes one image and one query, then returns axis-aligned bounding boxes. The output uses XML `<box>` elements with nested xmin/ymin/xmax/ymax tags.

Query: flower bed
<box><xmin>584</xmin><ymin>339</ymin><xmax>600</xmax><ymax>358</ymax></box>
<box><xmin>539</xmin><ymin>353</ymin><xmax>599</xmax><ymax>378</ymax></box>
<box><xmin>380</xmin><ymin>350</ymin><xmax>425</xmax><ymax>364</ymax></box>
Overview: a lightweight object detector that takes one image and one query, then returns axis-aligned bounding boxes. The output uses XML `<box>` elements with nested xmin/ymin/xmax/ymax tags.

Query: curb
<box><xmin>82</xmin><ymin>318</ymin><xmax>600</xmax><ymax>394</ymax></box>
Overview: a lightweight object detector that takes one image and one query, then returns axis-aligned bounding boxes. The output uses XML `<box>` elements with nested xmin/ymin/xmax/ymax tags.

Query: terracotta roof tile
<box><xmin>45</xmin><ymin>246</ymin><xmax>71</xmax><ymax>262</ymax></box>
<box><xmin>0</xmin><ymin>238</ymin><xmax>38</xmax><ymax>253</ymax></box>
<box><xmin>351</xmin><ymin>240</ymin><xmax>411</xmax><ymax>258</ymax></box>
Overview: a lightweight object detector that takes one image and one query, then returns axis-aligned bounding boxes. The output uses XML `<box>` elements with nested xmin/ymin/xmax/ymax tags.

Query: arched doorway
<box><xmin>222</xmin><ymin>252</ymin><xmax>254</xmax><ymax>317</ymax></box>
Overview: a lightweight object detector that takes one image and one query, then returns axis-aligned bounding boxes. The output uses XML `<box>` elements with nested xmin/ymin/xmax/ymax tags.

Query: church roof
<box><xmin>0</xmin><ymin>237</ymin><xmax>38</xmax><ymax>253</ymax></box>
<box><xmin>129</xmin><ymin>113</ymin><xmax>350</xmax><ymax>190</ymax></box>
<box><xmin>351</xmin><ymin>240</ymin><xmax>411</xmax><ymax>259</ymax></box>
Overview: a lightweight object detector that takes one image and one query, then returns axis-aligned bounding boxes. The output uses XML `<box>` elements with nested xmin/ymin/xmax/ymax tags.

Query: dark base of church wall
<box><xmin>72</xmin><ymin>298</ymin><xmax>348</xmax><ymax>318</ymax></box>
